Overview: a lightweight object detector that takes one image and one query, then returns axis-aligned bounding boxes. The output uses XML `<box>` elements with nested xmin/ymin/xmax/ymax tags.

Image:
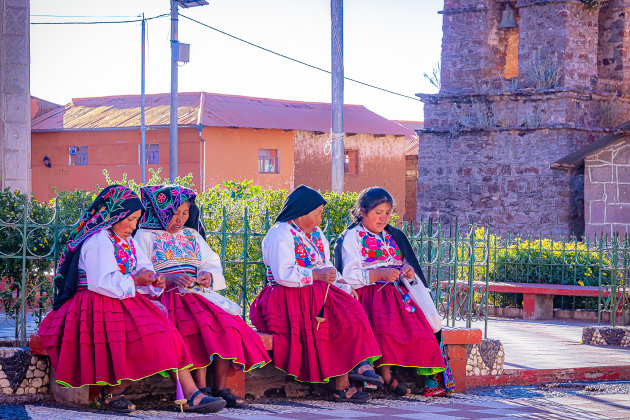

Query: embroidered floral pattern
<box><xmin>265</xmin><ymin>223</ymin><xmax>325</xmax><ymax>286</ymax></box>
<box><xmin>358</xmin><ymin>226</ymin><xmax>403</xmax><ymax>266</ymax></box>
<box><xmin>152</xmin><ymin>228</ymin><xmax>201</xmax><ymax>265</ymax></box>
<box><xmin>107</xmin><ymin>231</ymin><xmax>137</xmax><ymax>275</ymax></box>
<box><xmin>289</xmin><ymin>221</ymin><xmax>325</xmax><ymax>268</ymax></box>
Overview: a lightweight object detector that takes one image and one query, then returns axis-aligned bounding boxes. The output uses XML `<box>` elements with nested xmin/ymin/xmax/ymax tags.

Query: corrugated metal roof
<box><xmin>31</xmin><ymin>92</ymin><xmax>411</xmax><ymax>136</ymax></box>
<box><xmin>394</xmin><ymin>120</ymin><xmax>423</xmax><ymax>156</ymax></box>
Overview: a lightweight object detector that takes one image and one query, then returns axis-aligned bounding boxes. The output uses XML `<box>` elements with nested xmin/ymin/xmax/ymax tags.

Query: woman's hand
<box><xmin>401</xmin><ymin>264</ymin><xmax>415</xmax><ymax>280</ymax></box>
<box><xmin>312</xmin><ymin>267</ymin><xmax>337</xmax><ymax>284</ymax></box>
<box><xmin>152</xmin><ymin>274</ymin><xmax>166</xmax><ymax>290</ymax></box>
<box><xmin>134</xmin><ymin>268</ymin><xmax>156</xmax><ymax>287</ymax></box>
<box><xmin>370</xmin><ymin>268</ymin><xmax>400</xmax><ymax>283</ymax></box>
<box><xmin>197</xmin><ymin>272</ymin><xmax>213</xmax><ymax>288</ymax></box>
<box><xmin>350</xmin><ymin>288</ymin><xmax>359</xmax><ymax>299</ymax></box>
<box><xmin>165</xmin><ymin>273</ymin><xmax>195</xmax><ymax>288</ymax></box>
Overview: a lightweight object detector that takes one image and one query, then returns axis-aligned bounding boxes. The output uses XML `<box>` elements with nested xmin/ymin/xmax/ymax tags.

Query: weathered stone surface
<box><xmin>419</xmin><ymin>0</ymin><xmax>630</xmax><ymax>238</ymax></box>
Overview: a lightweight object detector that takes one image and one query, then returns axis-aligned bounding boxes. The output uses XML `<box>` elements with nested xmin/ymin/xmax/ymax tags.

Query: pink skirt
<box><xmin>249</xmin><ymin>282</ymin><xmax>382</xmax><ymax>383</ymax></box>
<box><xmin>160</xmin><ymin>289</ymin><xmax>271</xmax><ymax>372</ymax></box>
<box><xmin>356</xmin><ymin>283</ymin><xmax>444</xmax><ymax>371</ymax></box>
<box><xmin>38</xmin><ymin>290</ymin><xmax>193</xmax><ymax>388</ymax></box>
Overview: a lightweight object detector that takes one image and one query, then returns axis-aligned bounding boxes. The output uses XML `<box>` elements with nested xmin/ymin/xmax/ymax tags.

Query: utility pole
<box><xmin>169</xmin><ymin>1</ymin><xmax>179</xmax><ymax>183</ymax></box>
<box><xmin>140</xmin><ymin>14</ymin><xmax>147</xmax><ymax>185</ymax></box>
<box><xmin>331</xmin><ymin>0</ymin><xmax>344</xmax><ymax>193</ymax></box>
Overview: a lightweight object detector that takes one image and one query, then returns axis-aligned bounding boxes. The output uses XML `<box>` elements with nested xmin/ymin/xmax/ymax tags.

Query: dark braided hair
<box><xmin>349</xmin><ymin>187</ymin><xmax>396</xmax><ymax>224</ymax></box>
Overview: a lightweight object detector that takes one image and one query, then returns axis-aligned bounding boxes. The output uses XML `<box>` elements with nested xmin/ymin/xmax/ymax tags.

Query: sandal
<box><xmin>332</xmin><ymin>386</ymin><xmax>371</xmax><ymax>403</ymax></box>
<box><xmin>212</xmin><ymin>387</ymin><xmax>248</xmax><ymax>408</ymax></box>
<box><xmin>98</xmin><ymin>388</ymin><xmax>135</xmax><ymax>413</ymax></box>
<box><xmin>183</xmin><ymin>390</ymin><xmax>227</xmax><ymax>413</ymax></box>
<box><xmin>348</xmin><ymin>361</ymin><xmax>384</xmax><ymax>386</ymax></box>
<box><xmin>385</xmin><ymin>377</ymin><xmax>410</xmax><ymax>397</ymax></box>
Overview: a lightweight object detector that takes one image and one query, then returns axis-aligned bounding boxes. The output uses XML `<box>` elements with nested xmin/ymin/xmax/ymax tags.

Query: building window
<box><xmin>258</xmin><ymin>149</ymin><xmax>279</xmax><ymax>173</ymax></box>
<box><xmin>345</xmin><ymin>150</ymin><xmax>358</xmax><ymax>174</ymax></box>
<box><xmin>69</xmin><ymin>146</ymin><xmax>88</xmax><ymax>166</ymax></box>
<box><xmin>139</xmin><ymin>143</ymin><xmax>159</xmax><ymax>164</ymax></box>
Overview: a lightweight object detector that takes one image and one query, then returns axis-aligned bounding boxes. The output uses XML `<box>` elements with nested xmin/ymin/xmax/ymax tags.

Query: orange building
<box><xmin>31</xmin><ymin>92</ymin><xmax>411</xmax><ymax>210</ymax></box>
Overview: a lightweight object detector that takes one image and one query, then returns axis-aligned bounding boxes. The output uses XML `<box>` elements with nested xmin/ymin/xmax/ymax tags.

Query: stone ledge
<box><xmin>467</xmin><ymin>365</ymin><xmax>630</xmax><ymax>388</ymax></box>
<box><xmin>582</xmin><ymin>326</ymin><xmax>630</xmax><ymax>347</ymax></box>
<box><xmin>443</xmin><ymin>327</ymin><xmax>482</xmax><ymax>345</ymax></box>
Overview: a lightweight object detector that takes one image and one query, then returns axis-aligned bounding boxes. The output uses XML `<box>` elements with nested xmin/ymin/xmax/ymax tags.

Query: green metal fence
<box><xmin>1</xmin><ymin>195</ymin><xmax>629</xmax><ymax>346</ymax></box>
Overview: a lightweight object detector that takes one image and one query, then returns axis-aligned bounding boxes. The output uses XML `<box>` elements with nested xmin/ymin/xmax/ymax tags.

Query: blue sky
<box><xmin>30</xmin><ymin>0</ymin><xmax>443</xmax><ymax>121</ymax></box>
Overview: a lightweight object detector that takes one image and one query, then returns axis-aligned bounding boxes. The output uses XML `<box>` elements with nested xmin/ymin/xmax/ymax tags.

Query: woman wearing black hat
<box><xmin>249</xmin><ymin>185</ymin><xmax>382</xmax><ymax>403</ymax></box>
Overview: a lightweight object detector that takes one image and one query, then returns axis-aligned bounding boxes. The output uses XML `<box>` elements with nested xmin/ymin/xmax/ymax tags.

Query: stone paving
<box><xmin>466</xmin><ymin>318</ymin><xmax>630</xmax><ymax>370</ymax></box>
<box><xmin>1</xmin><ymin>381</ymin><xmax>627</xmax><ymax>419</ymax></box>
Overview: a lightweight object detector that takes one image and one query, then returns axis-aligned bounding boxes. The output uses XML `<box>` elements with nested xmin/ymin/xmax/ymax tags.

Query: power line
<box><xmin>29</xmin><ymin>12</ymin><xmax>421</xmax><ymax>103</ymax></box>
<box><xmin>30</xmin><ymin>13</ymin><xmax>167</xmax><ymax>25</ymax></box>
<box><xmin>32</xmin><ymin>14</ymin><xmax>138</xmax><ymax>18</ymax></box>
<box><xmin>179</xmin><ymin>13</ymin><xmax>421</xmax><ymax>102</ymax></box>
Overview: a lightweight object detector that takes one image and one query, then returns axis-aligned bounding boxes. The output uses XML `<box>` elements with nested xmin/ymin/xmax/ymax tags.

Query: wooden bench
<box><xmin>440</xmin><ymin>281</ymin><xmax>624</xmax><ymax>320</ymax></box>
<box><xmin>30</xmin><ymin>327</ymin><xmax>479</xmax><ymax>402</ymax></box>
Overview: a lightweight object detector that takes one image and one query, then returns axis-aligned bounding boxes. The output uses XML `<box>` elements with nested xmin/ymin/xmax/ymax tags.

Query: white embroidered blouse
<box><xmin>134</xmin><ymin>227</ymin><xmax>226</xmax><ymax>292</ymax></box>
<box><xmin>79</xmin><ymin>229</ymin><xmax>161</xmax><ymax>299</ymax></box>
<box><xmin>340</xmin><ymin>223</ymin><xmax>407</xmax><ymax>289</ymax></box>
<box><xmin>262</xmin><ymin>221</ymin><xmax>351</xmax><ymax>293</ymax></box>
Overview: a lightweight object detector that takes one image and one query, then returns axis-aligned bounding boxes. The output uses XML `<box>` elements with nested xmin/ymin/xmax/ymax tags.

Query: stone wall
<box><xmin>0</xmin><ymin>0</ymin><xmax>31</xmax><ymax>193</ymax></box>
<box><xmin>583</xmin><ymin>326</ymin><xmax>630</xmax><ymax>346</ymax></box>
<box><xmin>418</xmin><ymin>126</ymin><xmax>587</xmax><ymax>235</ymax></box>
<box><xmin>0</xmin><ymin>348</ymin><xmax>49</xmax><ymax>396</ymax></box>
<box><xmin>466</xmin><ymin>339</ymin><xmax>505</xmax><ymax>376</ymax></box>
<box><xmin>419</xmin><ymin>0</ymin><xmax>630</xmax><ymax>237</ymax></box>
<box><xmin>584</xmin><ymin>137</ymin><xmax>630</xmax><ymax>237</ymax></box>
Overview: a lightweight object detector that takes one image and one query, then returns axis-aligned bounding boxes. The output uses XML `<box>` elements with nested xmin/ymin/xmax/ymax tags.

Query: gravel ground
<box><xmin>467</xmin><ymin>380</ymin><xmax>630</xmax><ymax>399</ymax></box>
<box><xmin>15</xmin><ymin>391</ymin><xmax>489</xmax><ymax>419</ymax></box>
<box><xmin>0</xmin><ymin>381</ymin><xmax>625</xmax><ymax>420</ymax></box>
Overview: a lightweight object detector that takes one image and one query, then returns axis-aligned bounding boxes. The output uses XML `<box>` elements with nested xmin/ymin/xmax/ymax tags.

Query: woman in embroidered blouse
<box><xmin>38</xmin><ymin>185</ymin><xmax>226</xmax><ymax>413</ymax></box>
<box><xmin>134</xmin><ymin>185</ymin><xmax>270</xmax><ymax>408</ymax></box>
<box><xmin>334</xmin><ymin>187</ymin><xmax>455</xmax><ymax>397</ymax></box>
<box><xmin>249</xmin><ymin>185</ymin><xmax>382</xmax><ymax>403</ymax></box>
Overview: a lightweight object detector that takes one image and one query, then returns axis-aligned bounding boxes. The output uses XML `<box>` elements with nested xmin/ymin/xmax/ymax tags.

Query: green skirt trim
<box><xmin>56</xmin><ymin>363</ymin><xmax>194</xmax><ymax>389</ymax></box>
<box><xmin>273</xmin><ymin>354</ymin><xmax>382</xmax><ymax>384</ymax></box>
<box><xmin>377</xmin><ymin>362</ymin><xmax>445</xmax><ymax>376</ymax></box>
<box><xmin>188</xmin><ymin>352</ymin><xmax>271</xmax><ymax>373</ymax></box>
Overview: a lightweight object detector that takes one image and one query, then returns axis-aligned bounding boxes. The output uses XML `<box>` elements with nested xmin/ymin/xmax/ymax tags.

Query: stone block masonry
<box><xmin>0</xmin><ymin>348</ymin><xmax>49</xmax><ymax>396</ymax></box>
<box><xmin>418</xmin><ymin>0</ymin><xmax>630</xmax><ymax>237</ymax></box>
<box><xmin>582</xmin><ymin>326</ymin><xmax>630</xmax><ymax>347</ymax></box>
<box><xmin>584</xmin><ymin>137</ymin><xmax>630</xmax><ymax>237</ymax></box>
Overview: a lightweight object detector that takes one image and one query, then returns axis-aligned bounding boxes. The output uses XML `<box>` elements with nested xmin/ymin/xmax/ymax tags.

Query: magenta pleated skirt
<box><xmin>356</xmin><ymin>283</ymin><xmax>444</xmax><ymax>370</ymax></box>
<box><xmin>160</xmin><ymin>289</ymin><xmax>271</xmax><ymax>372</ymax></box>
<box><xmin>38</xmin><ymin>290</ymin><xmax>193</xmax><ymax>388</ymax></box>
<box><xmin>249</xmin><ymin>281</ymin><xmax>382</xmax><ymax>383</ymax></box>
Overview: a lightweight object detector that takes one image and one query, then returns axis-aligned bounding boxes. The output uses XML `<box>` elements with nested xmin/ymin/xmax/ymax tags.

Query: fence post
<box><xmin>452</xmin><ymin>219</ymin><xmax>459</xmax><ymax>327</ymax></box>
<box><xmin>611</xmin><ymin>236</ymin><xmax>619</xmax><ymax>327</ymax></box>
<box><xmin>241</xmin><ymin>207</ymin><xmax>249</xmax><ymax>321</ymax></box>
<box><xmin>597</xmin><ymin>234</ymin><xmax>603</xmax><ymax>326</ymax></box>
<box><xmin>467</xmin><ymin>221</ymin><xmax>475</xmax><ymax>329</ymax></box>
<box><xmin>485</xmin><ymin>226</ymin><xmax>490</xmax><ymax>338</ymax></box>
<box><xmin>19</xmin><ymin>195</ymin><xmax>28</xmax><ymax>345</ymax></box>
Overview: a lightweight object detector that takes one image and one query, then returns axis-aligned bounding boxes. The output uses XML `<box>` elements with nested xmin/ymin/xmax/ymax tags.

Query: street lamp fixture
<box><xmin>176</xmin><ymin>0</ymin><xmax>208</xmax><ymax>8</ymax></box>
